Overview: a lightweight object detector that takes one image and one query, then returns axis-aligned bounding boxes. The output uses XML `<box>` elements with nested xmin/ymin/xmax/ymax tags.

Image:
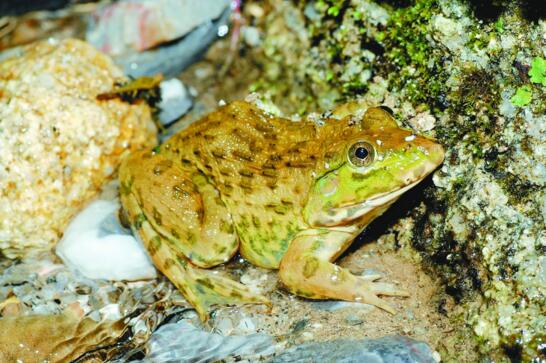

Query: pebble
<box><xmin>158</xmin><ymin>78</ymin><xmax>192</xmax><ymax>126</ymax></box>
<box><xmin>56</xmin><ymin>198</ymin><xmax>157</xmax><ymax>281</ymax></box>
<box><xmin>345</xmin><ymin>314</ymin><xmax>363</xmax><ymax>326</ymax></box>
<box><xmin>302</xmin><ymin>332</ymin><xmax>314</xmax><ymax>340</ymax></box>
<box><xmin>142</xmin><ymin>321</ymin><xmax>278</xmax><ymax>362</ymax></box>
<box><xmin>408</xmin><ymin>112</ymin><xmax>437</xmax><ymax>132</ymax></box>
<box><xmin>311</xmin><ymin>300</ymin><xmax>375</xmax><ymax>312</ymax></box>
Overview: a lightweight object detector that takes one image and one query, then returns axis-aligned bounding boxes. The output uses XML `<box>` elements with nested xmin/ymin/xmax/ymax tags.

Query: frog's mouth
<box><xmin>342</xmin><ymin>179</ymin><xmax>421</xmax><ymax>217</ymax></box>
<box><xmin>312</xmin><ymin>179</ymin><xmax>422</xmax><ymax>227</ymax></box>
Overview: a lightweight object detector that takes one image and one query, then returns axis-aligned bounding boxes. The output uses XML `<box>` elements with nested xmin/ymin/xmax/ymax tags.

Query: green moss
<box><xmin>378</xmin><ymin>0</ymin><xmax>449</xmax><ymax>110</ymax></box>
<box><xmin>498</xmin><ymin>172</ymin><xmax>539</xmax><ymax>204</ymax></box>
<box><xmin>528</xmin><ymin>56</ymin><xmax>546</xmax><ymax>86</ymax></box>
<box><xmin>436</xmin><ymin>69</ymin><xmax>501</xmax><ymax>163</ymax></box>
<box><xmin>495</xmin><ymin>18</ymin><xmax>504</xmax><ymax>33</ymax></box>
<box><xmin>327</xmin><ymin>5</ymin><xmax>340</xmax><ymax>17</ymax></box>
<box><xmin>511</xmin><ymin>85</ymin><xmax>532</xmax><ymax>107</ymax></box>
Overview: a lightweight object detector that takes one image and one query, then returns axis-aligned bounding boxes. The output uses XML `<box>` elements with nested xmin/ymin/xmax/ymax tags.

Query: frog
<box><xmin>119</xmin><ymin>100</ymin><xmax>445</xmax><ymax>321</ymax></box>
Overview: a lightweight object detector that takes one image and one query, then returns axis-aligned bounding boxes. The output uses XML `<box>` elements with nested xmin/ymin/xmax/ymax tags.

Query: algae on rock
<box><xmin>250</xmin><ymin>0</ymin><xmax>545</xmax><ymax>360</ymax></box>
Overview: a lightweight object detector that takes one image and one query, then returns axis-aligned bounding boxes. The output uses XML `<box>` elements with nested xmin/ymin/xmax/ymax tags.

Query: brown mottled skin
<box><xmin>119</xmin><ymin>100</ymin><xmax>445</xmax><ymax>321</ymax></box>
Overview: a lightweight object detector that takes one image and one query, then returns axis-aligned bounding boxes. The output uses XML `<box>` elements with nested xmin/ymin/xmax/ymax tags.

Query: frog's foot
<box><xmin>279</xmin><ymin>227</ymin><xmax>409</xmax><ymax>314</ymax></box>
<box><xmin>174</xmin><ymin>260</ymin><xmax>272</xmax><ymax>321</ymax></box>
<box><xmin>128</xmin><ymin>207</ymin><xmax>270</xmax><ymax>322</ymax></box>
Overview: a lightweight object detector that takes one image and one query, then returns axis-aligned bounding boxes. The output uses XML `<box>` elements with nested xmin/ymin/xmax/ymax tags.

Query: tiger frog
<box><xmin>119</xmin><ymin>100</ymin><xmax>445</xmax><ymax>321</ymax></box>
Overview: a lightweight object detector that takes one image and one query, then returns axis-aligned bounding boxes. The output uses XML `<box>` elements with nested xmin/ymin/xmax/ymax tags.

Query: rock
<box><xmin>311</xmin><ymin>300</ymin><xmax>375</xmax><ymax>312</ymax></box>
<box><xmin>0</xmin><ymin>0</ymin><xmax>69</xmax><ymax>16</ymax></box>
<box><xmin>140</xmin><ymin>321</ymin><xmax>278</xmax><ymax>362</ymax></box>
<box><xmin>158</xmin><ymin>78</ymin><xmax>193</xmax><ymax>127</ymax></box>
<box><xmin>115</xmin><ymin>10</ymin><xmax>230</xmax><ymax>78</ymax></box>
<box><xmin>408</xmin><ymin>111</ymin><xmax>437</xmax><ymax>132</ymax></box>
<box><xmin>139</xmin><ymin>322</ymin><xmax>437</xmax><ymax>363</ymax></box>
<box><xmin>86</xmin><ymin>0</ymin><xmax>230</xmax><ymax>55</ymax></box>
<box><xmin>268</xmin><ymin>336</ymin><xmax>437</xmax><ymax>363</ymax></box>
<box><xmin>243</xmin><ymin>26</ymin><xmax>262</xmax><ymax>47</ymax></box>
<box><xmin>56</xmin><ymin>197</ymin><xmax>157</xmax><ymax>281</ymax></box>
<box><xmin>345</xmin><ymin>314</ymin><xmax>363</xmax><ymax>326</ymax></box>
<box><xmin>0</xmin><ymin>311</ymin><xmax>127</xmax><ymax>363</ymax></box>
<box><xmin>0</xmin><ymin>249</ymin><xmax>184</xmax><ymax>360</ymax></box>
<box><xmin>86</xmin><ymin>0</ymin><xmax>231</xmax><ymax>78</ymax></box>
<box><xmin>0</xmin><ymin>38</ymin><xmax>157</xmax><ymax>258</ymax></box>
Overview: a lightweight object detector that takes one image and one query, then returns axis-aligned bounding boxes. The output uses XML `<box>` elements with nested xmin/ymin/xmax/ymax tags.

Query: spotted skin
<box><xmin>119</xmin><ymin>189</ymin><xmax>269</xmax><ymax>321</ymax></box>
<box><xmin>119</xmin><ymin>100</ymin><xmax>445</xmax><ymax>321</ymax></box>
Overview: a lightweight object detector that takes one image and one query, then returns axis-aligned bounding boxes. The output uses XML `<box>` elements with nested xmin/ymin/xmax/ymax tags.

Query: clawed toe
<box><xmin>369</xmin><ymin>282</ymin><xmax>410</xmax><ymax>297</ymax></box>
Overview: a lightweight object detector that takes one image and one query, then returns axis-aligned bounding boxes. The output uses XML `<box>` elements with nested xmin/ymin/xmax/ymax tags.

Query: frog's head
<box><xmin>304</xmin><ymin>107</ymin><xmax>445</xmax><ymax>227</ymax></box>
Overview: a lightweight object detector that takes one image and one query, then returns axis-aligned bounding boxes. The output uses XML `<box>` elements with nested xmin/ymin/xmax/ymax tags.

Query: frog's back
<box><xmin>166</xmin><ymin>101</ymin><xmax>322</xmax><ymax>268</ymax></box>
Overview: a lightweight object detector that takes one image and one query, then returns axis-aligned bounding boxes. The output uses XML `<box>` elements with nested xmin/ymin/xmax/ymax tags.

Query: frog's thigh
<box><xmin>278</xmin><ymin>227</ymin><xmax>409</xmax><ymax>314</ymax></box>
<box><xmin>124</xmin><ymin>152</ymin><xmax>238</xmax><ymax>268</ymax></box>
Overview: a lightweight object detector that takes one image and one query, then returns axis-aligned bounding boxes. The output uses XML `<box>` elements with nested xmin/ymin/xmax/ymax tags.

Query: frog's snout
<box><xmin>403</xmin><ymin>138</ymin><xmax>445</xmax><ymax>185</ymax></box>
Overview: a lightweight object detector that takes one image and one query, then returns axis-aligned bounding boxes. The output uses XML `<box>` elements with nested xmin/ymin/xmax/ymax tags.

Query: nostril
<box><xmin>413</xmin><ymin>165</ymin><xmax>425</xmax><ymax>178</ymax></box>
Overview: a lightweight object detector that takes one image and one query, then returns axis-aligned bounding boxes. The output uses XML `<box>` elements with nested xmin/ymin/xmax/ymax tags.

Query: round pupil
<box><xmin>355</xmin><ymin>147</ymin><xmax>369</xmax><ymax>159</ymax></box>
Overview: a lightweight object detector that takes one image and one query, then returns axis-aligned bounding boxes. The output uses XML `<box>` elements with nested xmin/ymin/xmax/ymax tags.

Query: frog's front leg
<box><xmin>278</xmin><ymin>227</ymin><xmax>408</xmax><ymax>313</ymax></box>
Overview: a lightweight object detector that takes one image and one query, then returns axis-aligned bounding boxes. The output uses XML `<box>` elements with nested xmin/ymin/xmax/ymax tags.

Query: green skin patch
<box><xmin>305</xmin><ymin>146</ymin><xmax>431</xmax><ymax>224</ymax></box>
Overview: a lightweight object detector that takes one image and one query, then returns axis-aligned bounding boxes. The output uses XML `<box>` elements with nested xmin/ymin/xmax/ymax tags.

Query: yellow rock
<box><xmin>0</xmin><ymin>38</ymin><xmax>157</xmax><ymax>258</ymax></box>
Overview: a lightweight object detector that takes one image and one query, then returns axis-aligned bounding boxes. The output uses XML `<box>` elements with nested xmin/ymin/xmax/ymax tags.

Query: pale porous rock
<box><xmin>0</xmin><ymin>38</ymin><xmax>157</xmax><ymax>258</ymax></box>
<box><xmin>407</xmin><ymin>111</ymin><xmax>436</xmax><ymax>132</ymax></box>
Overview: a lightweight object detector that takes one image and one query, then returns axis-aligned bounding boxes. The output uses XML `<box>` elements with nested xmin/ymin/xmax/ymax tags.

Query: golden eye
<box><xmin>348</xmin><ymin>141</ymin><xmax>375</xmax><ymax>167</ymax></box>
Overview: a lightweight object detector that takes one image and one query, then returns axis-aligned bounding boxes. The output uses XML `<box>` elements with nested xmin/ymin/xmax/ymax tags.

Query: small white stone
<box><xmin>100</xmin><ymin>303</ymin><xmax>122</xmax><ymax>320</ymax></box>
<box><xmin>408</xmin><ymin>112</ymin><xmax>436</xmax><ymax>132</ymax></box>
<box><xmin>217</xmin><ymin>24</ymin><xmax>229</xmax><ymax>37</ymax></box>
<box><xmin>56</xmin><ymin>199</ymin><xmax>157</xmax><ymax>281</ymax></box>
<box><xmin>302</xmin><ymin>332</ymin><xmax>314</xmax><ymax>340</ymax></box>
<box><xmin>218</xmin><ymin>99</ymin><xmax>227</xmax><ymax>106</ymax></box>
<box><xmin>405</xmin><ymin>135</ymin><xmax>416</xmax><ymax>142</ymax></box>
<box><xmin>159</xmin><ymin>79</ymin><xmax>192</xmax><ymax>125</ymax></box>
<box><xmin>243</xmin><ymin>26</ymin><xmax>261</xmax><ymax>47</ymax></box>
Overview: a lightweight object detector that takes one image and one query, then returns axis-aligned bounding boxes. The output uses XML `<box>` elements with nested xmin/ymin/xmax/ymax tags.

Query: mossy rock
<box><xmin>252</xmin><ymin>0</ymin><xmax>546</xmax><ymax>361</ymax></box>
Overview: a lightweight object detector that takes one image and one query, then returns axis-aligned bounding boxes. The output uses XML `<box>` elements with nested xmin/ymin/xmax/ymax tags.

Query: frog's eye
<box><xmin>348</xmin><ymin>141</ymin><xmax>375</xmax><ymax>167</ymax></box>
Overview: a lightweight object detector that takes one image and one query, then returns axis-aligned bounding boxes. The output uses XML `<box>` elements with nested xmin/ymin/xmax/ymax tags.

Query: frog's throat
<box><xmin>313</xmin><ymin>179</ymin><xmax>422</xmax><ymax>227</ymax></box>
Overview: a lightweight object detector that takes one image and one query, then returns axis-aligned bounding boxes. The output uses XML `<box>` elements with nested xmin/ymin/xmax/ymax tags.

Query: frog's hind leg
<box><xmin>119</xmin><ymin>152</ymin><xmax>270</xmax><ymax>321</ymax></box>
<box><xmin>121</xmin><ymin>191</ymin><xmax>270</xmax><ymax>321</ymax></box>
<box><xmin>278</xmin><ymin>227</ymin><xmax>409</xmax><ymax>314</ymax></box>
<box><xmin>121</xmin><ymin>151</ymin><xmax>238</xmax><ymax>268</ymax></box>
